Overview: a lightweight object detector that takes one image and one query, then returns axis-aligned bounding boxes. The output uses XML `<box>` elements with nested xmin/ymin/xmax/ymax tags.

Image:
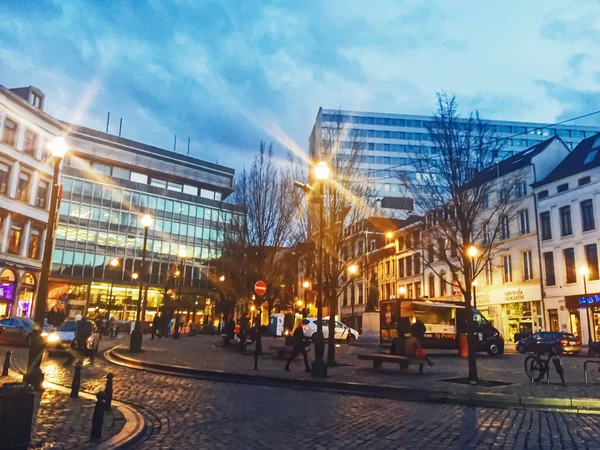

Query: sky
<box><xmin>1</xmin><ymin>0</ymin><xmax>599</xmax><ymax>173</ymax></box>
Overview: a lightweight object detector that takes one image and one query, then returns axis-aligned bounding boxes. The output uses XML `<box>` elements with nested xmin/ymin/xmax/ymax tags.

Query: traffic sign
<box><xmin>254</xmin><ymin>280</ymin><xmax>267</xmax><ymax>296</ymax></box>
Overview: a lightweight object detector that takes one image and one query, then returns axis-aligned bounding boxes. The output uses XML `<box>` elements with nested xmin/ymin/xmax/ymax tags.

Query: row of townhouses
<box><xmin>0</xmin><ymin>84</ymin><xmax>243</xmax><ymax>323</ymax></box>
<box><xmin>341</xmin><ymin>133</ymin><xmax>600</xmax><ymax>344</ymax></box>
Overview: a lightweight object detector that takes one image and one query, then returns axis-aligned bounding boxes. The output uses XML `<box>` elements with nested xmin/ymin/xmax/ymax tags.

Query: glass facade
<box><xmin>50</xmin><ymin>175</ymin><xmax>243</xmax><ymax>321</ymax></box>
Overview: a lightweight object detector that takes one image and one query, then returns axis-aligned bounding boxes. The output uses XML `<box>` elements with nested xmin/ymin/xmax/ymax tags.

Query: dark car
<box><xmin>516</xmin><ymin>332</ymin><xmax>581</xmax><ymax>355</ymax></box>
<box><xmin>0</xmin><ymin>318</ymin><xmax>52</xmax><ymax>347</ymax></box>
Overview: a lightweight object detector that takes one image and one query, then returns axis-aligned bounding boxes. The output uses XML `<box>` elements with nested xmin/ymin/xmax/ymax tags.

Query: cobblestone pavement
<box><xmin>110</xmin><ymin>335</ymin><xmax>600</xmax><ymax>399</ymax></box>
<box><xmin>2</xmin><ymin>373</ymin><xmax>124</xmax><ymax>450</ymax></box>
<box><xmin>4</xmin><ymin>337</ymin><xmax>600</xmax><ymax>449</ymax></box>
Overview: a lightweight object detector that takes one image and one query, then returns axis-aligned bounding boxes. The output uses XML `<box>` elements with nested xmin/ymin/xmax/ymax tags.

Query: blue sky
<box><xmin>1</xmin><ymin>0</ymin><xmax>599</xmax><ymax>171</ymax></box>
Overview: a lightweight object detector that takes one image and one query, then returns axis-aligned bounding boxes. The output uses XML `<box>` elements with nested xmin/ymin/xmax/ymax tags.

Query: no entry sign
<box><xmin>254</xmin><ymin>280</ymin><xmax>267</xmax><ymax>296</ymax></box>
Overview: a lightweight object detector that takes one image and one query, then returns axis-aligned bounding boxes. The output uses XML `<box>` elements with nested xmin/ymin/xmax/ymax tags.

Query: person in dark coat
<box><xmin>69</xmin><ymin>315</ymin><xmax>94</xmax><ymax>363</ymax></box>
<box><xmin>152</xmin><ymin>314</ymin><xmax>162</xmax><ymax>340</ymax></box>
<box><xmin>224</xmin><ymin>315</ymin><xmax>235</xmax><ymax>346</ymax></box>
<box><xmin>285</xmin><ymin>318</ymin><xmax>310</xmax><ymax>373</ymax></box>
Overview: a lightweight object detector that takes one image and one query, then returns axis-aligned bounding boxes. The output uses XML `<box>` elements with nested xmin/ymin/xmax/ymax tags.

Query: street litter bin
<box><xmin>458</xmin><ymin>333</ymin><xmax>469</xmax><ymax>358</ymax></box>
<box><xmin>0</xmin><ymin>382</ymin><xmax>35</xmax><ymax>450</ymax></box>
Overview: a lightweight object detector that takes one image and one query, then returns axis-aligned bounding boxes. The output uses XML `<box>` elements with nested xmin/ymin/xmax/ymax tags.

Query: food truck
<box><xmin>380</xmin><ymin>299</ymin><xmax>504</xmax><ymax>356</ymax></box>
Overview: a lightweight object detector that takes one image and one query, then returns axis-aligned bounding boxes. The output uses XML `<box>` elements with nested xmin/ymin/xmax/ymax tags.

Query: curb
<box><xmin>5</xmin><ymin>369</ymin><xmax>145</xmax><ymax>449</ymax></box>
<box><xmin>105</xmin><ymin>346</ymin><xmax>600</xmax><ymax>414</ymax></box>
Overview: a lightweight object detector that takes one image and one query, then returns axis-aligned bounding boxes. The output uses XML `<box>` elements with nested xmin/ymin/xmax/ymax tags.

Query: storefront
<box><xmin>16</xmin><ymin>273</ymin><xmax>36</xmax><ymax>317</ymax></box>
<box><xmin>565</xmin><ymin>293</ymin><xmax>600</xmax><ymax>344</ymax></box>
<box><xmin>476</xmin><ymin>285</ymin><xmax>542</xmax><ymax>343</ymax></box>
<box><xmin>0</xmin><ymin>269</ymin><xmax>16</xmax><ymax>318</ymax></box>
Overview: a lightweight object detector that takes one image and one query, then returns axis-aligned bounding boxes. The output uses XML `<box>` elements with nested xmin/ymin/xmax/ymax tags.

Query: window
<box><xmin>414</xmin><ymin>253</ymin><xmax>421</xmax><ymax>274</ymax></box>
<box><xmin>8</xmin><ymin>222</ymin><xmax>22</xmax><ymax>255</ymax></box>
<box><xmin>557</xmin><ymin>183</ymin><xmax>569</xmax><ymax>193</ymax></box>
<box><xmin>537</xmin><ymin>190</ymin><xmax>548</xmax><ymax>200</ymax></box>
<box><xmin>2</xmin><ymin>117</ymin><xmax>18</xmax><ymax>146</ymax></box>
<box><xmin>585</xmin><ymin>244</ymin><xmax>599</xmax><ymax>281</ymax></box>
<box><xmin>28</xmin><ymin>228</ymin><xmax>41</xmax><ymax>259</ymax></box>
<box><xmin>183</xmin><ymin>184</ymin><xmax>198</xmax><ymax>196</ymax></box>
<box><xmin>522</xmin><ymin>250</ymin><xmax>533</xmax><ymax>281</ymax></box>
<box><xmin>150</xmin><ymin>178</ymin><xmax>167</xmax><ymax>189</ymax></box>
<box><xmin>540</xmin><ymin>212</ymin><xmax>552</xmax><ymax>240</ymax></box>
<box><xmin>579</xmin><ymin>176</ymin><xmax>591</xmax><ymax>186</ymax></box>
<box><xmin>517</xmin><ymin>181</ymin><xmax>527</xmax><ymax>198</ymax></box>
<box><xmin>580</xmin><ymin>200</ymin><xmax>595</xmax><ymax>231</ymax></box>
<box><xmin>485</xmin><ymin>261</ymin><xmax>493</xmax><ymax>285</ymax></box>
<box><xmin>427</xmin><ymin>244</ymin><xmax>434</xmax><ymax>263</ymax></box>
<box><xmin>428</xmin><ymin>274</ymin><xmax>435</xmax><ymax>298</ymax></box>
<box><xmin>200</xmin><ymin>189</ymin><xmax>215</xmax><ymax>199</ymax></box>
<box><xmin>584</xmin><ymin>150</ymin><xmax>598</xmax><ymax>165</ymax></box>
<box><xmin>0</xmin><ymin>162</ymin><xmax>9</xmax><ymax>195</ymax></box>
<box><xmin>92</xmin><ymin>162</ymin><xmax>111</xmax><ymax>175</ymax></box>
<box><xmin>399</xmin><ymin>258</ymin><xmax>405</xmax><ymax>278</ymax></box>
<box><xmin>130</xmin><ymin>172</ymin><xmax>148</xmax><ymax>184</ymax></box>
<box><xmin>559</xmin><ymin>206</ymin><xmax>572</xmax><ymax>236</ymax></box>
<box><xmin>439</xmin><ymin>272</ymin><xmax>447</xmax><ymax>296</ymax></box>
<box><xmin>502</xmin><ymin>255</ymin><xmax>512</xmax><ymax>283</ymax></box>
<box><xmin>519</xmin><ymin>210</ymin><xmax>530</xmax><ymax>235</ymax></box>
<box><xmin>564</xmin><ymin>248</ymin><xmax>576</xmax><ymax>283</ymax></box>
<box><xmin>415</xmin><ymin>281</ymin><xmax>422</xmax><ymax>298</ymax></box>
<box><xmin>499</xmin><ymin>188</ymin><xmax>509</xmax><ymax>202</ymax></box>
<box><xmin>543</xmin><ymin>252</ymin><xmax>556</xmax><ymax>286</ymax></box>
<box><xmin>36</xmin><ymin>180</ymin><xmax>49</xmax><ymax>208</ymax></box>
<box><xmin>112</xmin><ymin>167</ymin><xmax>130</xmax><ymax>180</ymax></box>
<box><xmin>483</xmin><ymin>223</ymin><xmax>490</xmax><ymax>244</ymax></box>
<box><xmin>406</xmin><ymin>255</ymin><xmax>413</xmax><ymax>276</ymax></box>
<box><xmin>500</xmin><ymin>215</ymin><xmax>510</xmax><ymax>240</ymax></box>
<box><xmin>167</xmin><ymin>182</ymin><xmax>183</xmax><ymax>192</ymax></box>
<box><xmin>16</xmin><ymin>172</ymin><xmax>30</xmax><ymax>202</ymax></box>
<box><xmin>23</xmin><ymin>129</ymin><xmax>38</xmax><ymax>157</ymax></box>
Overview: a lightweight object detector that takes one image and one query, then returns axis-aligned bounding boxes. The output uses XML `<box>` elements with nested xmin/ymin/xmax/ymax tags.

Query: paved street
<box><xmin>2</xmin><ymin>338</ymin><xmax>600</xmax><ymax>448</ymax></box>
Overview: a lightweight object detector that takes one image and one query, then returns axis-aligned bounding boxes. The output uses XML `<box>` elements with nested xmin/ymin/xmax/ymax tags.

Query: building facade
<box><xmin>0</xmin><ymin>85</ymin><xmax>63</xmax><ymax>319</ymax></box>
<box><xmin>310</xmin><ymin>108</ymin><xmax>599</xmax><ymax>213</ymax></box>
<box><xmin>49</xmin><ymin>123</ymin><xmax>244</xmax><ymax>323</ymax></box>
<box><xmin>535</xmin><ymin>133</ymin><xmax>600</xmax><ymax>344</ymax></box>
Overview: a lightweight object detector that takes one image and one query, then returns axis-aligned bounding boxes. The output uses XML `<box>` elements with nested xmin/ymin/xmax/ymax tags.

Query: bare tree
<box><xmin>308</xmin><ymin>113</ymin><xmax>377</xmax><ymax>365</ymax></box>
<box><xmin>400</xmin><ymin>93</ymin><xmax>521</xmax><ymax>382</ymax></box>
<box><xmin>216</xmin><ymin>142</ymin><xmax>301</xmax><ymax>318</ymax></box>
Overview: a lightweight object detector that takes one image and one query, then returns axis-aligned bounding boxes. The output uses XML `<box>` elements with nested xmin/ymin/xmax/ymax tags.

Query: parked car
<box><xmin>45</xmin><ymin>319</ymin><xmax>101</xmax><ymax>355</ymax></box>
<box><xmin>0</xmin><ymin>318</ymin><xmax>52</xmax><ymax>347</ymax></box>
<box><xmin>302</xmin><ymin>318</ymin><xmax>359</xmax><ymax>342</ymax></box>
<box><xmin>516</xmin><ymin>332</ymin><xmax>581</xmax><ymax>355</ymax></box>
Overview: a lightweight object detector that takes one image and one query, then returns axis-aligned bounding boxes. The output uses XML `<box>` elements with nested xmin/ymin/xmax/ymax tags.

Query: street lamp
<box><xmin>106</xmin><ymin>257</ymin><xmax>120</xmax><ymax>320</ymax></box>
<box><xmin>173</xmin><ymin>248</ymin><xmax>187</xmax><ymax>339</ymax></box>
<box><xmin>472</xmin><ymin>280</ymin><xmax>478</xmax><ymax>308</ymax></box>
<box><xmin>302</xmin><ymin>280</ymin><xmax>310</xmax><ymax>289</ymax></box>
<box><xmin>130</xmin><ymin>214</ymin><xmax>152</xmax><ymax>352</ymax></box>
<box><xmin>580</xmin><ymin>266</ymin><xmax>594</xmax><ymax>344</ymax></box>
<box><xmin>467</xmin><ymin>245</ymin><xmax>478</xmax><ymax>307</ymax></box>
<box><xmin>348</xmin><ymin>264</ymin><xmax>359</xmax><ymax>329</ymax></box>
<box><xmin>219</xmin><ymin>275</ymin><xmax>225</xmax><ymax>282</ymax></box>
<box><xmin>294</xmin><ymin>160</ymin><xmax>330</xmax><ymax>377</ymax></box>
<box><xmin>399</xmin><ymin>286</ymin><xmax>407</xmax><ymax>297</ymax></box>
<box><xmin>24</xmin><ymin>136</ymin><xmax>68</xmax><ymax>390</ymax></box>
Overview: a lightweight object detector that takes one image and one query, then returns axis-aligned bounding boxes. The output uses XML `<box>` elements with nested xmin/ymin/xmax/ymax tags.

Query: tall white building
<box><xmin>310</xmin><ymin>108</ymin><xmax>599</xmax><ymax>214</ymax></box>
<box><xmin>0</xmin><ymin>85</ymin><xmax>63</xmax><ymax>318</ymax></box>
<box><xmin>534</xmin><ymin>132</ymin><xmax>600</xmax><ymax>344</ymax></box>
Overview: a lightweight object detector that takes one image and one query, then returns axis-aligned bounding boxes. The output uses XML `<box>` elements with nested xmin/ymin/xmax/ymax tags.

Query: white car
<box><xmin>46</xmin><ymin>319</ymin><xmax>101</xmax><ymax>355</ymax></box>
<box><xmin>302</xmin><ymin>318</ymin><xmax>359</xmax><ymax>342</ymax></box>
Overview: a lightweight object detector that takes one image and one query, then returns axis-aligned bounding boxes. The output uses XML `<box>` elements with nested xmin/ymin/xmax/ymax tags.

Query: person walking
<box><xmin>152</xmin><ymin>314</ymin><xmax>162</xmax><ymax>340</ymax></box>
<box><xmin>70</xmin><ymin>315</ymin><xmax>94</xmax><ymax>363</ymax></box>
<box><xmin>285</xmin><ymin>318</ymin><xmax>310</xmax><ymax>373</ymax></box>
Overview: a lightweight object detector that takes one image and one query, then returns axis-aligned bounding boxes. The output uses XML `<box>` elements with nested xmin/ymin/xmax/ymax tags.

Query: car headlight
<box><xmin>41</xmin><ymin>331</ymin><xmax>49</xmax><ymax>338</ymax></box>
<box><xmin>47</xmin><ymin>333</ymin><xmax>60</xmax><ymax>343</ymax></box>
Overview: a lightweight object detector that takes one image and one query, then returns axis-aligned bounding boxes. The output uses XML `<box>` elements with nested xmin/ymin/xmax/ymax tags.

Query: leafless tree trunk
<box><xmin>400</xmin><ymin>93</ymin><xmax>521</xmax><ymax>382</ymax></box>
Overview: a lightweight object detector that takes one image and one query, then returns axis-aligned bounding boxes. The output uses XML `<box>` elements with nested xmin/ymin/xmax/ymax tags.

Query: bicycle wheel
<box><xmin>524</xmin><ymin>355</ymin><xmax>536</xmax><ymax>379</ymax></box>
<box><xmin>526</xmin><ymin>356</ymin><xmax>546</xmax><ymax>383</ymax></box>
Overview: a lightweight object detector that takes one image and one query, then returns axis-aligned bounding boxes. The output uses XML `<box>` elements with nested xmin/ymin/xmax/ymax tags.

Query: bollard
<box><xmin>254</xmin><ymin>334</ymin><xmax>262</xmax><ymax>371</ymax></box>
<box><xmin>104</xmin><ymin>373</ymin><xmax>114</xmax><ymax>410</ymax></box>
<box><xmin>90</xmin><ymin>391</ymin><xmax>106</xmax><ymax>439</ymax></box>
<box><xmin>70</xmin><ymin>362</ymin><xmax>82</xmax><ymax>398</ymax></box>
<box><xmin>2</xmin><ymin>350</ymin><xmax>11</xmax><ymax>376</ymax></box>
<box><xmin>0</xmin><ymin>382</ymin><xmax>35</xmax><ymax>448</ymax></box>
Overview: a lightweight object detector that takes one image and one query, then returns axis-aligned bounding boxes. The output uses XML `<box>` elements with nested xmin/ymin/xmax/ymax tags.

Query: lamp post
<box><xmin>130</xmin><ymin>214</ymin><xmax>152</xmax><ymax>352</ymax></box>
<box><xmin>348</xmin><ymin>264</ymin><xmax>358</xmax><ymax>329</ymax></box>
<box><xmin>398</xmin><ymin>286</ymin><xmax>407</xmax><ymax>298</ymax></box>
<box><xmin>294</xmin><ymin>160</ymin><xmax>330</xmax><ymax>377</ymax></box>
<box><xmin>296</xmin><ymin>299</ymin><xmax>303</xmax><ymax>316</ymax></box>
<box><xmin>106</xmin><ymin>257</ymin><xmax>120</xmax><ymax>320</ymax></box>
<box><xmin>467</xmin><ymin>245</ymin><xmax>478</xmax><ymax>308</ymax></box>
<box><xmin>580</xmin><ymin>266</ymin><xmax>594</xmax><ymax>345</ymax></box>
<box><xmin>173</xmin><ymin>248</ymin><xmax>187</xmax><ymax>339</ymax></box>
<box><xmin>24</xmin><ymin>136</ymin><xmax>67</xmax><ymax>390</ymax></box>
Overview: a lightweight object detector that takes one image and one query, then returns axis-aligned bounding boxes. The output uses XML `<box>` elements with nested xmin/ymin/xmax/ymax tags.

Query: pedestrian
<box><xmin>69</xmin><ymin>315</ymin><xmax>94</xmax><ymax>363</ymax></box>
<box><xmin>56</xmin><ymin>309</ymin><xmax>65</xmax><ymax>326</ymax></box>
<box><xmin>284</xmin><ymin>318</ymin><xmax>311</xmax><ymax>373</ymax></box>
<box><xmin>165</xmin><ymin>316</ymin><xmax>173</xmax><ymax>338</ymax></box>
<box><xmin>224</xmin><ymin>315</ymin><xmax>235</xmax><ymax>346</ymax></box>
<box><xmin>48</xmin><ymin>307</ymin><xmax>57</xmax><ymax>326</ymax></box>
<box><xmin>108</xmin><ymin>317</ymin><xmax>115</xmax><ymax>338</ymax></box>
<box><xmin>152</xmin><ymin>314</ymin><xmax>162</xmax><ymax>340</ymax></box>
<box><xmin>405</xmin><ymin>322</ymin><xmax>434</xmax><ymax>367</ymax></box>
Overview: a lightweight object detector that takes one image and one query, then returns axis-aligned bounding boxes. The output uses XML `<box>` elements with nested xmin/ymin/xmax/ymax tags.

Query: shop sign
<box><xmin>578</xmin><ymin>294</ymin><xmax>600</xmax><ymax>306</ymax></box>
<box><xmin>477</xmin><ymin>285</ymin><xmax>541</xmax><ymax>305</ymax></box>
<box><xmin>0</xmin><ymin>283</ymin><xmax>14</xmax><ymax>301</ymax></box>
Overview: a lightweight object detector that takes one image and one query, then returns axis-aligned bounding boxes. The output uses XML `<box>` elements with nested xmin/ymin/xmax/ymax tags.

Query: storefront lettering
<box><xmin>504</xmin><ymin>288</ymin><xmax>525</xmax><ymax>303</ymax></box>
<box><xmin>579</xmin><ymin>294</ymin><xmax>600</xmax><ymax>306</ymax></box>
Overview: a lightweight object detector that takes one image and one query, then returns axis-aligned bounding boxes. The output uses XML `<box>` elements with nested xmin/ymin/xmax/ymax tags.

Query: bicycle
<box><xmin>524</xmin><ymin>347</ymin><xmax>566</xmax><ymax>386</ymax></box>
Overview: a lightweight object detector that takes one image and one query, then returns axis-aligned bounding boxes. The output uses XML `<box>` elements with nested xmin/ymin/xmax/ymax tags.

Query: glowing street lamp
<box><xmin>173</xmin><ymin>248</ymin><xmax>188</xmax><ymax>339</ymax></box>
<box><xmin>580</xmin><ymin>266</ymin><xmax>594</xmax><ymax>344</ymax></box>
<box><xmin>302</xmin><ymin>280</ymin><xmax>310</xmax><ymax>289</ymax></box>
<box><xmin>219</xmin><ymin>275</ymin><xmax>225</xmax><ymax>282</ymax></box>
<box><xmin>348</xmin><ymin>264</ymin><xmax>358</xmax><ymax>276</ymax></box>
<box><xmin>131</xmin><ymin>214</ymin><xmax>153</xmax><ymax>352</ymax></box>
<box><xmin>25</xmin><ymin>136</ymin><xmax>68</xmax><ymax>390</ymax></box>
<box><xmin>399</xmin><ymin>286</ymin><xmax>407</xmax><ymax>297</ymax></box>
<box><xmin>314</xmin><ymin>161</ymin><xmax>331</xmax><ymax>181</ymax></box>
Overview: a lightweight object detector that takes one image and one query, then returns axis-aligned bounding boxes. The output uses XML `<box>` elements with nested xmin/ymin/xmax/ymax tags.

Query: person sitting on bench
<box><xmin>406</xmin><ymin>322</ymin><xmax>434</xmax><ymax>366</ymax></box>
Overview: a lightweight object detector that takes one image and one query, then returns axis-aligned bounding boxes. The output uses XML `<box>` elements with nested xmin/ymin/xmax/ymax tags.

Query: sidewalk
<box><xmin>109</xmin><ymin>335</ymin><xmax>600</xmax><ymax>412</ymax></box>
<box><xmin>2</xmin><ymin>373</ymin><xmax>125</xmax><ymax>450</ymax></box>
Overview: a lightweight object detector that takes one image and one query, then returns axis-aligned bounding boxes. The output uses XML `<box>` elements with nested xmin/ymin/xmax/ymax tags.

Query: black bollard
<box><xmin>2</xmin><ymin>350</ymin><xmax>11</xmax><ymax>376</ymax></box>
<box><xmin>254</xmin><ymin>334</ymin><xmax>262</xmax><ymax>370</ymax></box>
<box><xmin>104</xmin><ymin>373</ymin><xmax>114</xmax><ymax>410</ymax></box>
<box><xmin>90</xmin><ymin>391</ymin><xmax>105</xmax><ymax>439</ymax></box>
<box><xmin>70</xmin><ymin>362</ymin><xmax>82</xmax><ymax>398</ymax></box>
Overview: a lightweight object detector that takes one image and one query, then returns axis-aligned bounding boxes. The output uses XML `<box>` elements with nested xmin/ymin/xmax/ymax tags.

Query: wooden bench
<box><xmin>358</xmin><ymin>353</ymin><xmax>426</xmax><ymax>374</ymax></box>
<box><xmin>269</xmin><ymin>345</ymin><xmax>311</xmax><ymax>359</ymax></box>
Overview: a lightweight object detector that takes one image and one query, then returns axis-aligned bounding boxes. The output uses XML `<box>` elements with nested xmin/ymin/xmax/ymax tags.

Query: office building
<box><xmin>0</xmin><ymin>85</ymin><xmax>62</xmax><ymax>318</ymax></box>
<box><xmin>310</xmin><ymin>108</ymin><xmax>599</xmax><ymax>213</ymax></box>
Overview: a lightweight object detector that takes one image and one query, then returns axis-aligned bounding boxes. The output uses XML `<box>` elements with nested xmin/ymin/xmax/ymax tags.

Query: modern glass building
<box><xmin>310</xmin><ymin>108</ymin><xmax>600</xmax><ymax>212</ymax></box>
<box><xmin>48</xmin><ymin>124</ymin><xmax>244</xmax><ymax>324</ymax></box>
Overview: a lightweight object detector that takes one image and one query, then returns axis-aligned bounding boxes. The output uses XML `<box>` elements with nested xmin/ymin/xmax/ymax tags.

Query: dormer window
<box><xmin>31</xmin><ymin>93</ymin><xmax>42</xmax><ymax>109</ymax></box>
